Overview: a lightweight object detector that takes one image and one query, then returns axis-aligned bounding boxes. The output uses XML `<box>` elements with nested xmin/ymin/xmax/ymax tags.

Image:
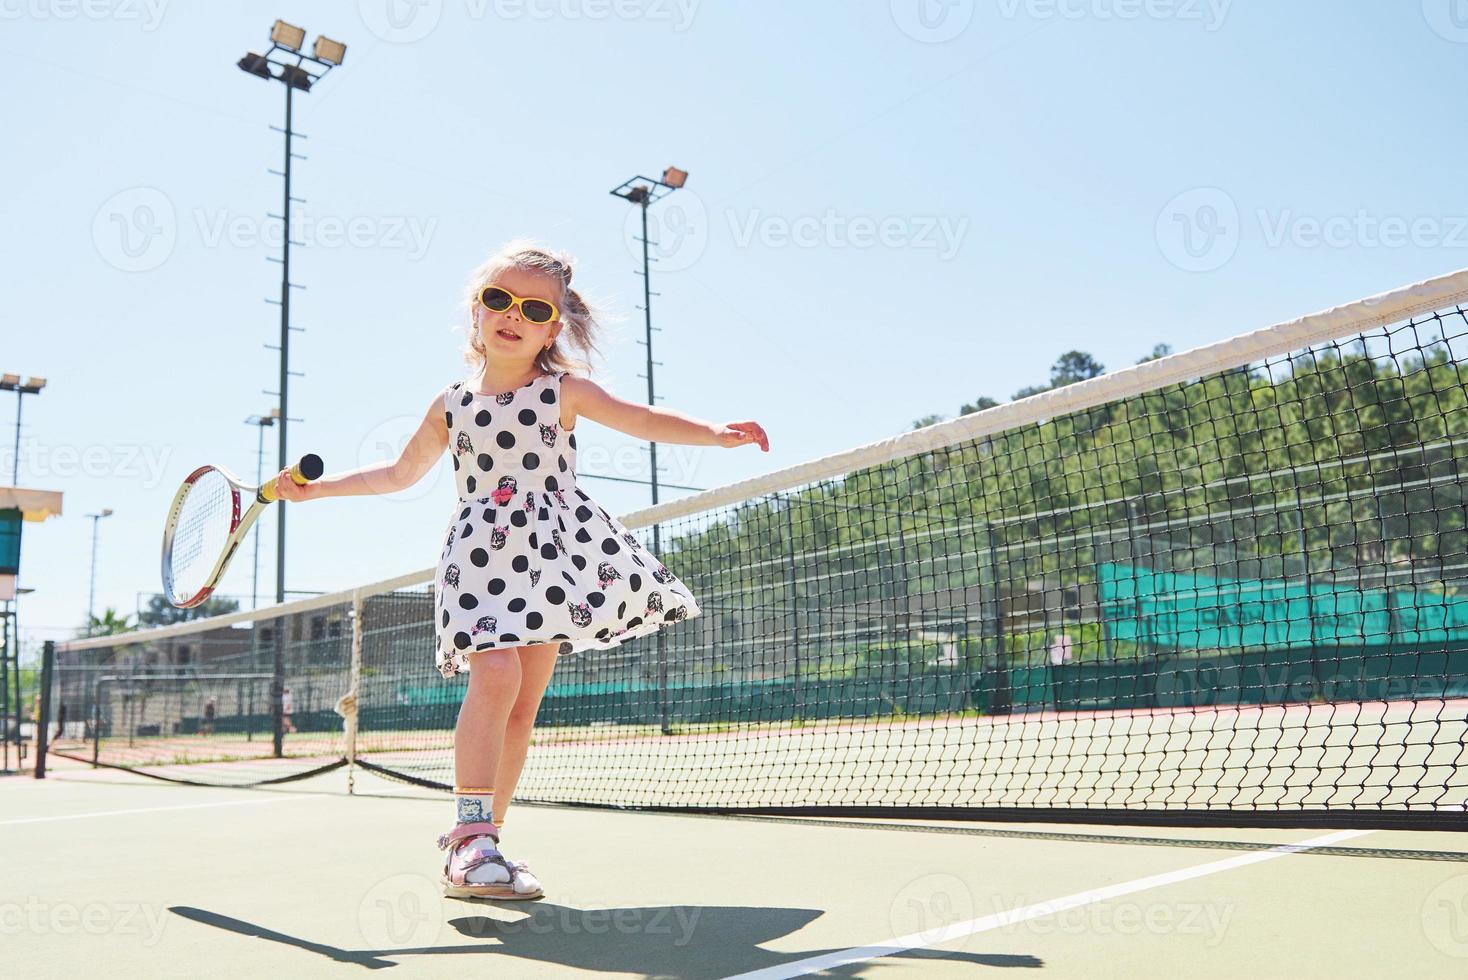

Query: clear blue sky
<box><xmin>4</xmin><ymin>1</ymin><xmax>1467</xmax><ymax>656</ymax></box>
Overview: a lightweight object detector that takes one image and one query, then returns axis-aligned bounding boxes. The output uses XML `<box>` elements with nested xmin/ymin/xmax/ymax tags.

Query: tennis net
<box><xmin>52</xmin><ymin>269</ymin><xmax>1468</xmax><ymax>827</ymax></box>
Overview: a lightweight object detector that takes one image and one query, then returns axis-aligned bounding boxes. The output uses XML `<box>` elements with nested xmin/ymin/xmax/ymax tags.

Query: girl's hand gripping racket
<box><xmin>161</xmin><ymin>454</ymin><xmax>324</xmax><ymax>608</ymax></box>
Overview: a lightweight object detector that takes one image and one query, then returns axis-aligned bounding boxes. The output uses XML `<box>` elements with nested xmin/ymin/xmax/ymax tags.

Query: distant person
<box><xmin>54</xmin><ymin>702</ymin><xmax>67</xmax><ymax>742</ymax></box>
<box><xmin>201</xmin><ymin>696</ymin><xmax>216</xmax><ymax>736</ymax></box>
<box><xmin>281</xmin><ymin>687</ymin><xmax>296</xmax><ymax>734</ymax></box>
<box><xmin>1048</xmin><ymin>633</ymin><xmax>1074</xmax><ymax>666</ymax></box>
<box><xmin>269</xmin><ymin>242</ymin><xmax>769</xmax><ymax>901</ymax></box>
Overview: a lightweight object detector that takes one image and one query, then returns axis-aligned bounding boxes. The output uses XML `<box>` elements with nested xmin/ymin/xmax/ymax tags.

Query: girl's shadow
<box><xmin>171</xmin><ymin>903</ymin><xmax>1041</xmax><ymax>975</ymax></box>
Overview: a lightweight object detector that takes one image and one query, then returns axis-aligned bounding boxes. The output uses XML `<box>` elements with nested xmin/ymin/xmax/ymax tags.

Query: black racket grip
<box><xmin>259</xmin><ymin>454</ymin><xmax>324</xmax><ymax>503</ymax></box>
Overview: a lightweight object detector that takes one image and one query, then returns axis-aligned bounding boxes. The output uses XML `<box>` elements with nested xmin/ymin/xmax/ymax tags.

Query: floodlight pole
<box><xmin>0</xmin><ymin>601</ymin><xmax>9</xmax><ymax>771</ymax></box>
<box><xmin>86</xmin><ymin>510</ymin><xmax>112</xmax><ymax>636</ymax></box>
<box><xmin>610</xmin><ymin>169</ymin><xmax>686</xmax><ymax>736</ymax></box>
<box><xmin>269</xmin><ymin>78</ymin><xmax>299</xmax><ymax>760</ymax></box>
<box><xmin>2</xmin><ymin>374</ymin><xmax>45</xmax><ymax>770</ymax></box>
<box><xmin>609</xmin><ymin>172</ymin><xmax>687</xmax><ymax>524</ymax></box>
<box><xmin>10</xmin><ymin>390</ymin><xmax>18</xmax><ymax>486</ymax></box>
<box><xmin>2</xmin><ymin>375</ymin><xmax>46</xmax><ymax>488</ymax></box>
<box><xmin>237</xmin><ymin>26</ymin><xmax>344</xmax><ymax>758</ymax></box>
<box><xmin>276</xmin><ymin>79</ymin><xmax>294</xmax><ymax>609</ymax></box>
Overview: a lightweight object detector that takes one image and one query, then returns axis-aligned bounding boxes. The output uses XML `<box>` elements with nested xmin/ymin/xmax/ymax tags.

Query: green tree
<box><xmin>1050</xmin><ymin>351</ymin><xmax>1105</xmax><ymax>387</ymax></box>
<box><xmin>1137</xmin><ymin>343</ymin><xmax>1173</xmax><ymax>364</ymax></box>
<box><xmin>960</xmin><ymin>396</ymin><xmax>1001</xmax><ymax>415</ymax></box>
<box><xmin>82</xmin><ymin>607</ymin><xmax>135</xmax><ymax>637</ymax></box>
<box><xmin>137</xmin><ymin>593</ymin><xmax>240</xmax><ymax>628</ymax></box>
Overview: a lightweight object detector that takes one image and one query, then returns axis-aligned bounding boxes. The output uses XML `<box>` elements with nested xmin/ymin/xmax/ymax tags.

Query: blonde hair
<box><xmin>462</xmin><ymin>239</ymin><xmax>603</xmax><ymax>377</ymax></box>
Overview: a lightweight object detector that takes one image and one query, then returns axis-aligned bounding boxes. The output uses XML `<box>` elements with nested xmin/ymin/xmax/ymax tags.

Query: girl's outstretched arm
<box><xmin>563</xmin><ymin>376</ymin><xmax>768</xmax><ymax>452</ymax></box>
<box><xmin>273</xmin><ymin>389</ymin><xmax>449</xmax><ymax>501</ymax></box>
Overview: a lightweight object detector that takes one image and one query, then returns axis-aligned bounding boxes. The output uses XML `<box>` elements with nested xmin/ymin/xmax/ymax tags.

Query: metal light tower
<box><xmin>238</xmin><ymin>22</ymin><xmax>345</xmax><ymax>759</ymax></box>
<box><xmin>1</xmin><ymin>373</ymin><xmax>44</xmax><ymax>767</ymax></box>
<box><xmin>610</xmin><ymin>166</ymin><xmax>688</xmax><ymax>736</ymax></box>
<box><xmin>1</xmin><ymin>375</ymin><xmax>46</xmax><ymax>485</ymax></box>
<box><xmin>609</xmin><ymin>167</ymin><xmax>688</xmax><ymax>517</ymax></box>
<box><xmin>86</xmin><ymin>508</ymin><xmax>113</xmax><ymax>635</ymax></box>
<box><xmin>245</xmin><ymin>410</ymin><xmax>278</xmax><ymax>609</ymax></box>
<box><xmin>237</xmin><ymin>20</ymin><xmax>345</xmax><ymax>605</ymax></box>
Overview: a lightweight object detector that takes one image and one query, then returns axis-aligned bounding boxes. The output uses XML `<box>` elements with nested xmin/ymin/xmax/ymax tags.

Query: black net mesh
<box><xmin>49</xmin><ymin>286</ymin><xmax>1468</xmax><ymax>827</ymax></box>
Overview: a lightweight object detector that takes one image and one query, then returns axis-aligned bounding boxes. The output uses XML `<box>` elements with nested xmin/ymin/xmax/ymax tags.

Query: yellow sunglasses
<box><xmin>478</xmin><ymin>285</ymin><xmax>560</xmax><ymax>324</ymax></box>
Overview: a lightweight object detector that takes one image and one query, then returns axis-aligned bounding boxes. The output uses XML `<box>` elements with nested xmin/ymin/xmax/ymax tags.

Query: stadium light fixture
<box><xmin>270</xmin><ymin>19</ymin><xmax>306</xmax><ymax>51</ymax></box>
<box><xmin>279</xmin><ymin>65</ymin><xmax>314</xmax><ymax>91</ymax></box>
<box><xmin>237</xmin><ymin>52</ymin><xmax>273</xmax><ymax>80</ymax></box>
<box><xmin>313</xmin><ymin>35</ymin><xmax>347</xmax><ymax>66</ymax></box>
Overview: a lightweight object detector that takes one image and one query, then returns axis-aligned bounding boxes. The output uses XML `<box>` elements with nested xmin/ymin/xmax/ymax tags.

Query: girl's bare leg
<box><xmin>492</xmin><ymin>642</ymin><xmax>561</xmax><ymax>826</ymax></box>
<box><xmin>454</xmin><ymin>648</ymin><xmax>523</xmax><ymax>803</ymax></box>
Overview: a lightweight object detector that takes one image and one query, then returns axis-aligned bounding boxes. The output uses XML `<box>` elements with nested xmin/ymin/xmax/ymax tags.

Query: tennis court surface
<box><xmin>11</xmin><ymin>269</ymin><xmax>1468</xmax><ymax>974</ymax></box>
<box><xmin>5</xmin><ymin>760</ymin><xmax>1468</xmax><ymax>977</ymax></box>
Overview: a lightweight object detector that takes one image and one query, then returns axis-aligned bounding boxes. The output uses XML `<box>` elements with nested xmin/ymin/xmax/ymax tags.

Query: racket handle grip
<box><xmin>259</xmin><ymin>453</ymin><xmax>325</xmax><ymax>503</ymax></box>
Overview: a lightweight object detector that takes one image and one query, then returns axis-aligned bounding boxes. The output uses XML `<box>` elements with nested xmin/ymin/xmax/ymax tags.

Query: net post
<box><xmin>344</xmin><ymin>589</ymin><xmax>363</xmax><ymax>795</ymax></box>
<box><xmin>0</xmin><ymin>603</ymin><xmax>9</xmax><ymax>772</ymax></box>
<box><xmin>91</xmin><ymin>679</ymin><xmax>102</xmax><ymax>767</ymax></box>
<box><xmin>271</xmin><ymin>619</ymin><xmax>285</xmax><ymax>758</ymax></box>
<box><xmin>656</xmin><ymin>629</ymin><xmax>670</xmax><ymax>735</ymax></box>
<box><xmin>34</xmin><ymin>640</ymin><xmax>53</xmax><ymax>779</ymax></box>
<box><xmin>653</xmin><ymin>522</ymin><xmax>672</xmax><ymax>736</ymax></box>
<box><xmin>782</xmin><ymin>497</ymin><xmax>804</xmax><ymax>722</ymax></box>
<box><xmin>983</xmin><ymin>511</ymin><xmax>1013</xmax><ymax>716</ymax></box>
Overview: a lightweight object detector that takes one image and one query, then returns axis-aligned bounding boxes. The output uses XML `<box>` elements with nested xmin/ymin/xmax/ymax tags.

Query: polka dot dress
<box><xmin>434</xmin><ymin>371</ymin><xmax>700</xmax><ymax>678</ymax></box>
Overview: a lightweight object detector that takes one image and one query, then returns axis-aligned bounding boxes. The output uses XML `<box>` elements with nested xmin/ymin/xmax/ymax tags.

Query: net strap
<box><xmin>338</xmin><ymin>591</ymin><xmax>364</xmax><ymax>794</ymax></box>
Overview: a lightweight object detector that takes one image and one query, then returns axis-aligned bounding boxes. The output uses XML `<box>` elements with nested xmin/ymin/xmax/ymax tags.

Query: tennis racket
<box><xmin>161</xmin><ymin>454</ymin><xmax>324</xmax><ymax>608</ymax></box>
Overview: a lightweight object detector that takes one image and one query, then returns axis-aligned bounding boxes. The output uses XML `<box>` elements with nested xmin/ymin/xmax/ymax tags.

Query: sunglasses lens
<box><xmin>481</xmin><ymin>287</ymin><xmax>512</xmax><ymax>312</ymax></box>
<box><xmin>521</xmin><ymin>299</ymin><xmax>555</xmax><ymax>323</ymax></box>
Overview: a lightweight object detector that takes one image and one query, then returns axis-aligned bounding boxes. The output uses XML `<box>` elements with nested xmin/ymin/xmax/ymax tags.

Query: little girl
<box><xmin>273</xmin><ymin>242</ymin><xmax>768</xmax><ymax>899</ymax></box>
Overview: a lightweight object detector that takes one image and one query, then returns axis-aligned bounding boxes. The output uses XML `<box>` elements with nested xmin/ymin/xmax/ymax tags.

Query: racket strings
<box><xmin>168</xmin><ymin>471</ymin><xmax>235</xmax><ymax>601</ymax></box>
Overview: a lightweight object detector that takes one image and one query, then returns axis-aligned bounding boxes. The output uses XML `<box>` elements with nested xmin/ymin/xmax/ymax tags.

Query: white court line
<box><xmin>725</xmin><ymin>828</ymin><xmax>1372</xmax><ymax>980</ymax></box>
<box><xmin>0</xmin><ymin>795</ymin><xmax>324</xmax><ymax>827</ymax></box>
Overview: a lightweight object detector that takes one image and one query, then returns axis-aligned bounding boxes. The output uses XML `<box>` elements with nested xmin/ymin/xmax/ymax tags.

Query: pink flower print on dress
<box><xmin>491</xmin><ymin>475</ymin><xmax>518</xmax><ymax>506</ymax></box>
